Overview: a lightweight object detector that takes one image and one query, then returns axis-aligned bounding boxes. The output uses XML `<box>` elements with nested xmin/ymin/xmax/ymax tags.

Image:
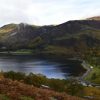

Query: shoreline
<box><xmin>0</xmin><ymin>52</ymin><xmax>96</xmax><ymax>84</ymax></box>
<box><xmin>78</xmin><ymin>61</ymin><xmax>100</xmax><ymax>87</ymax></box>
<box><xmin>80</xmin><ymin>60</ymin><xmax>92</xmax><ymax>80</ymax></box>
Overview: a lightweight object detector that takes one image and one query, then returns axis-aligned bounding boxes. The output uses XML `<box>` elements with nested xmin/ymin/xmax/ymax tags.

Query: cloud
<box><xmin>0</xmin><ymin>0</ymin><xmax>100</xmax><ymax>26</ymax></box>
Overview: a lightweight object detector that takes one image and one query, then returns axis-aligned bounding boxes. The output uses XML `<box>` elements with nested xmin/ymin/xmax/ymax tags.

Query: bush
<box><xmin>3</xmin><ymin>71</ymin><xmax>84</xmax><ymax>96</ymax></box>
<box><xmin>0</xmin><ymin>94</ymin><xmax>10</xmax><ymax>100</ymax></box>
<box><xmin>20</xmin><ymin>96</ymin><xmax>34</xmax><ymax>100</ymax></box>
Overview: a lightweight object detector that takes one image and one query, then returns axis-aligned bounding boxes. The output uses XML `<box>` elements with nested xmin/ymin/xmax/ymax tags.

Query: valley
<box><xmin>0</xmin><ymin>17</ymin><xmax>100</xmax><ymax>100</ymax></box>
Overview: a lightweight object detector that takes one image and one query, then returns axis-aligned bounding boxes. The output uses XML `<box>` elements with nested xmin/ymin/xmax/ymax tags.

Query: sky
<box><xmin>0</xmin><ymin>0</ymin><xmax>100</xmax><ymax>26</ymax></box>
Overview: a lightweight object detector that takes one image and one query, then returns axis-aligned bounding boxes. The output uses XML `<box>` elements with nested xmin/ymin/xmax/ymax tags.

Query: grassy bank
<box><xmin>1</xmin><ymin>71</ymin><xmax>84</xmax><ymax>96</ymax></box>
<box><xmin>0</xmin><ymin>78</ymin><xmax>86</xmax><ymax>100</ymax></box>
<box><xmin>0</xmin><ymin>72</ymin><xmax>100</xmax><ymax>100</ymax></box>
<box><xmin>0</xmin><ymin>71</ymin><xmax>87</xmax><ymax>100</ymax></box>
<box><xmin>84</xmin><ymin>57</ymin><xmax>100</xmax><ymax>84</ymax></box>
<box><xmin>84</xmin><ymin>66</ymin><xmax>100</xmax><ymax>84</ymax></box>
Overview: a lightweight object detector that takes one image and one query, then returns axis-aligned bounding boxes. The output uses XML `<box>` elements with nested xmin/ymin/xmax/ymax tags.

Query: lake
<box><xmin>0</xmin><ymin>55</ymin><xmax>85</xmax><ymax>79</ymax></box>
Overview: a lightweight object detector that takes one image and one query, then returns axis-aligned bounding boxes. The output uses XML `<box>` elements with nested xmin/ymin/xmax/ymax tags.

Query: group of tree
<box><xmin>3</xmin><ymin>71</ymin><xmax>84</xmax><ymax>96</ymax></box>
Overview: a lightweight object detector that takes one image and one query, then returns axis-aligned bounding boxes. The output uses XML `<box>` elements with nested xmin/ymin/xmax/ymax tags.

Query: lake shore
<box><xmin>0</xmin><ymin>51</ymin><xmax>92</xmax><ymax>80</ymax></box>
<box><xmin>0</xmin><ymin>54</ymin><xmax>86</xmax><ymax>79</ymax></box>
<box><xmin>80</xmin><ymin>61</ymin><xmax>92</xmax><ymax>80</ymax></box>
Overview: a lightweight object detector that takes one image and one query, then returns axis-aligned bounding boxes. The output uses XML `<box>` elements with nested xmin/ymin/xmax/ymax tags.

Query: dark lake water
<box><xmin>0</xmin><ymin>55</ymin><xmax>85</xmax><ymax>79</ymax></box>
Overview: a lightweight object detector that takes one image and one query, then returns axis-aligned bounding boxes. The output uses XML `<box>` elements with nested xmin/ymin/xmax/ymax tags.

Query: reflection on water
<box><xmin>0</xmin><ymin>55</ymin><xmax>84</xmax><ymax>79</ymax></box>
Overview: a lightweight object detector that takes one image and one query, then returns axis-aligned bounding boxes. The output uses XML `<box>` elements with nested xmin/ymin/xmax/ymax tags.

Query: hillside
<box><xmin>0</xmin><ymin>78</ymin><xmax>85</xmax><ymax>100</ymax></box>
<box><xmin>0</xmin><ymin>19</ymin><xmax>99</xmax><ymax>59</ymax></box>
<box><xmin>87</xmin><ymin>16</ymin><xmax>100</xmax><ymax>20</ymax></box>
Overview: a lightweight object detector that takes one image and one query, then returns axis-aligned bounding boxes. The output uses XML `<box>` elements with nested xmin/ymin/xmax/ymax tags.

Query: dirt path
<box><xmin>81</xmin><ymin>60</ymin><xmax>92</xmax><ymax>80</ymax></box>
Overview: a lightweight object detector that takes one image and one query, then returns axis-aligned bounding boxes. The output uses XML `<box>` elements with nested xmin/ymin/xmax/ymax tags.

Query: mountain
<box><xmin>86</xmin><ymin>16</ymin><xmax>100</xmax><ymax>20</ymax></box>
<box><xmin>0</xmin><ymin>19</ymin><xmax>100</xmax><ymax>58</ymax></box>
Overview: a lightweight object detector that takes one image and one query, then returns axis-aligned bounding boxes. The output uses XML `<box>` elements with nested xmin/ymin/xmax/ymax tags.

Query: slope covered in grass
<box><xmin>0</xmin><ymin>78</ymin><xmax>85</xmax><ymax>100</ymax></box>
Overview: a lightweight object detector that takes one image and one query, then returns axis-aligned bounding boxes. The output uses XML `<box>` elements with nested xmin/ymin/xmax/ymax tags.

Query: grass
<box><xmin>0</xmin><ymin>78</ymin><xmax>85</xmax><ymax>100</ymax></box>
<box><xmin>0</xmin><ymin>94</ymin><xmax>10</xmax><ymax>100</ymax></box>
<box><xmin>12</xmin><ymin>49</ymin><xmax>33</xmax><ymax>54</ymax></box>
<box><xmin>0</xmin><ymin>24</ymin><xmax>16</xmax><ymax>38</ymax></box>
<box><xmin>82</xmin><ymin>56</ymin><xmax>100</xmax><ymax>84</ymax></box>
<box><xmin>20</xmin><ymin>96</ymin><xmax>34</xmax><ymax>100</ymax></box>
<box><xmin>0</xmin><ymin>71</ymin><xmax>100</xmax><ymax>100</ymax></box>
<box><xmin>44</xmin><ymin>45</ymin><xmax>75</xmax><ymax>57</ymax></box>
<box><xmin>0</xmin><ymin>49</ymin><xmax>33</xmax><ymax>55</ymax></box>
<box><xmin>0</xmin><ymin>24</ymin><xmax>16</xmax><ymax>43</ymax></box>
<box><xmin>83</xmin><ymin>87</ymin><xmax>100</xmax><ymax>100</ymax></box>
<box><xmin>85</xmin><ymin>67</ymin><xmax>100</xmax><ymax>84</ymax></box>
